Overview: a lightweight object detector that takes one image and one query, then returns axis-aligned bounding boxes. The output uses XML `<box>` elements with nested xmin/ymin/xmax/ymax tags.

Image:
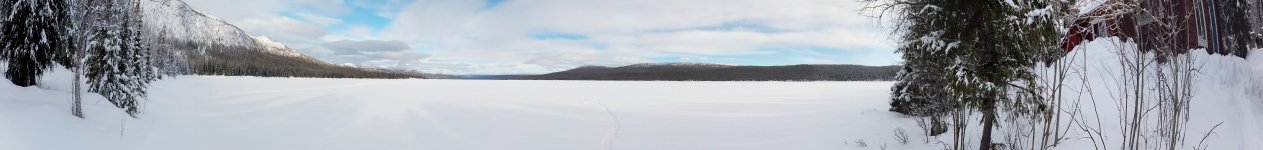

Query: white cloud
<box><xmin>312</xmin><ymin>40</ymin><xmax>430</xmax><ymax>69</ymax></box>
<box><xmin>375</xmin><ymin>0</ymin><xmax>894</xmax><ymax>74</ymax></box>
<box><xmin>238</xmin><ymin>17</ymin><xmax>328</xmax><ymax>40</ymax></box>
<box><xmin>294</xmin><ymin>13</ymin><xmax>344</xmax><ymax>26</ymax></box>
<box><xmin>186</xmin><ymin>0</ymin><xmax>895</xmax><ymax>74</ymax></box>
<box><xmin>324</xmin><ymin>40</ymin><xmax>412</xmax><ymax>53</ymax></box>
<box><xmin>183</xmin><ymin>0</ymin><xmax>287</xmax><ymax>22</ymax></box>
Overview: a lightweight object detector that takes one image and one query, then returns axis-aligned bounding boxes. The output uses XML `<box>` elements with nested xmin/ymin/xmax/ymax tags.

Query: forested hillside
<box><xmin>512</xmin><ymin>63</ymin><xmax>898</xmax><ymax>81</ymax></box>
<box><xmin>175</xmin><ymin>42</ymin><xmax>415</xmax><ymax>78</ymax></box>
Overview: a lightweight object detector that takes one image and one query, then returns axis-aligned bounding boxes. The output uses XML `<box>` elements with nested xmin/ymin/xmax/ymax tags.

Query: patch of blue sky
<box><xmin>282</xmin><ymin>0</ymin><xmax>406</xmax><ymax>35</ymax></box>
<box><xmin>699</xmin><ymin>20</ymin><xmax>786</xmax><ymax>33</ymax></box>
<box><xmin>485</xmin><ymin>0</ymin><xmax>508</xmax><ymax>9</ymax></box>
<box><xmin>329</xmin><ymin>6</ymin><xmax>392</xmax><ymax>32</ymax></box>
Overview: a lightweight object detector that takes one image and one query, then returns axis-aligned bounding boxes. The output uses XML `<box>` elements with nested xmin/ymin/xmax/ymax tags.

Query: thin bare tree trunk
<box><xmin>979</xmin><ymin>96</ymin><xmax>996</xmax><ymax>150</ymax></box>
<box><xmin>70</xmin><ymin>0</ymin><xmax>87</xmax><ymax>119</ymax></box>
<box><xmin>72</xmin><ymin>68</ymin><xmax>83</xmax><ymax>118</ymax></box>
<box><xmin>953</xmin><ymin>110</ymin><xmax>960</xmax><ymax>150</ymax></box>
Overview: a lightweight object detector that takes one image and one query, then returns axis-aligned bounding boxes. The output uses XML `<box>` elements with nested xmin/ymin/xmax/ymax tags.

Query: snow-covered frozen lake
<box><xmin>1</xmin><ymin>77</ymin><xmax>923</xmax><ymax>150</ymax></box>
<box><xmin>4</xmin><ymin>43</ymin><xmax>1261</xmax><ymax>150</ymax></box>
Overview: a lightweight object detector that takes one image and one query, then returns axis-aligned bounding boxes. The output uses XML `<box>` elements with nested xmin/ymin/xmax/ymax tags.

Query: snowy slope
<box><xmin>251</xmin><ymin>36</ymin><xmax>303</xmax><ymax>57</ymax></box>
<box><xmin>139</xmin><ymin>0</ymin><xmax>303</xmax><ymax>57</ymax></box>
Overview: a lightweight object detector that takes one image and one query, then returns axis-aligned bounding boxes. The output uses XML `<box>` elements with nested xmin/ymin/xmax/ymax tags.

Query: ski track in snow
<box><xmin>586</xmin><ymin>100</ymin><xmax>619</xmax><ymax>150</ymax></box>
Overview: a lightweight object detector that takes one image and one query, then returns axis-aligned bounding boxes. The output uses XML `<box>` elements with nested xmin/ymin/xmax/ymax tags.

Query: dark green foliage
<box><xmin>869</xmin><ymin>0</ymin><xmax>1067</xmax><ymax>148</ymax></box>
<box><xmin>182</xmin><ymin>43</ymin><xmax>414</xmax><ymax>79</ymax></box>
<box><xmin>1255</xmin><ymin>0</ymin><xmax>1263</xmax><ymax>47</ymax></box>
<box><xmin>1218</xmin><ymin>0</ymin><xmax>1255</xmax><ymax>57</ymax></box>
<box><xmin>876</xmin><ymin>0</ymin><xmax>1064</xmax><ymax>116</ymax></box>
<box><xmin>1</xmin><ymin>0</ymin><xmax>71</xmax><ymax>87</ymax></box>
<box><xmin>889</xmin><ymin>63</ymin><xmax>953</xmax><ymax>116</ymax></box>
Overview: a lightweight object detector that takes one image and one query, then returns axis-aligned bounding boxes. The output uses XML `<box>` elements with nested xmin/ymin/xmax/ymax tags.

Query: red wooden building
<box><xmin>1061</xmin><ymin>0</ymin><xmax>1260</xmax><ymax>59</ymax></box>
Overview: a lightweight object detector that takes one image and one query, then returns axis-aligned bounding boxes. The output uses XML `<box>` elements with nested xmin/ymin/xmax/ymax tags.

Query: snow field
<box><xmin>0</xmin><ymin>39</ymin><xmax>1258</xmax><ymax>150</ymax></box>
<box><xmin>1</xmin><ymin>70</ymin><xmax>927</xmax><ymax>150</ymax></box>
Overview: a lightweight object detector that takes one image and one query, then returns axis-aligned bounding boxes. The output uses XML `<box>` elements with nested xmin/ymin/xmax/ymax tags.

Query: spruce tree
<box><xmin>888</xmin><ymin>47</ymin><xmax>954</xmax><ymax>115</ymax></box>
<box><xmin>1</xmin><ymin>0</ymin><xmax>71</xmax><ymax>87</ymax></box>
<box><xmin>867</xmin><ymin>0</ymin><xmax>1065</xmax><ymax>149</ymax></box>
<box><xmin>888</xmin><ymin>52</ymin><xmax>953</xmax><ymax>136</ymax></box>
<box><xmin>84</xmin><ymin>0</ymin><xmax>159</xmax><ymax>118</ymax></box>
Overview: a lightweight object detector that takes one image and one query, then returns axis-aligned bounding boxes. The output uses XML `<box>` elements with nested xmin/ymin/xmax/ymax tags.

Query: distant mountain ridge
<box><xmin>619</xmin><ymin>62</ymin><xmax>733</xmax><ymax>68</ymax></box>
<box><xmin>424</xmin><ymin>63</ymin><xmax>899</xmax><ymax>81</ymax></box>
<box><xmin>138</xmin><ymin>0</ymin><xmax>414</xmax><ymax>78</ymax></box>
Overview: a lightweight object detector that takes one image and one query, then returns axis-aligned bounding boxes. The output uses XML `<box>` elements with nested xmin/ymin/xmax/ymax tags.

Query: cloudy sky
<box><xmin>185</xmin><ymin>0</ymin><xmax>897</xmax><ymax>74</ymax></box>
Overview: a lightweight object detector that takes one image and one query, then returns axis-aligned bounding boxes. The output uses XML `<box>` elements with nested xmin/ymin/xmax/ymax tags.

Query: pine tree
<box><xmin>151</xmin><ymin>28</ymin><xmax>188</xmax><ymax>76</ymax></box>
<box><xmin>84</xmin><ymin>0</ymin><xmax>159</xmax><ymax>118</ymax></box>
<box><xmin>1</xmin><ymin>0</ymin><xmax>71</xmax><ymax>87</ymax></box>
<box><xmin>888</xmin><ymin>50</ymin><xmax>953</xmax><ymax>114</ymax></box>
<box><xmin>866</xmin><ymin>0</ymin><xmax>1064</xmax><ymax>149</ymax></box>
<box><xmin>889</xmin><ymin>55</ymin><xmax>953</xmax><ymax>136</ymax></box>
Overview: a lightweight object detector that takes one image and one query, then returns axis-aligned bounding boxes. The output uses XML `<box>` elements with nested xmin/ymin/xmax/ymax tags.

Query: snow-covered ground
<box><xmin>1</xmin><ymin>72</ymin><xmax>928</xmax><ymax>150</ymax></box>
<box><xmin>1</xmin><ymin>39</ymin><xmax>1260</xmax><ymax>150</ymax></box>
<box><xmin>997</xmin><ymin>39</ymin><xmax>1263</xmax><ymax>150</ymax></box>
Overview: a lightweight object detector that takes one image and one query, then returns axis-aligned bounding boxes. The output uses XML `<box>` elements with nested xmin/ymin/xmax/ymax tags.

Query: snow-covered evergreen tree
<box><xmin>84</xmin><ymin>0</ymin><xmax>160</xmax><ymax>118</ymax></box>
<box><xmin>888</xmin><ymin>52</ymin><xmax>954</xmax><ymax>136</ymax></box>
<box><xmin>150</xmin><ymin>27</ymin><xmax>188</xmax><ymax>76</ymax></box>
<box><xmin>0</xmin><ymin>0</ymin><xmax>72</xmax><ymax>87</ymax></box>
<box><xmin>866</xmin><ymin>0</ymin><xmax>1068</xmax><ymax>149</ymax></box>
<box><xmin>888</xmin><ymin>51</ymin><xmax>953</xmax><ymax>116</ymax></box>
